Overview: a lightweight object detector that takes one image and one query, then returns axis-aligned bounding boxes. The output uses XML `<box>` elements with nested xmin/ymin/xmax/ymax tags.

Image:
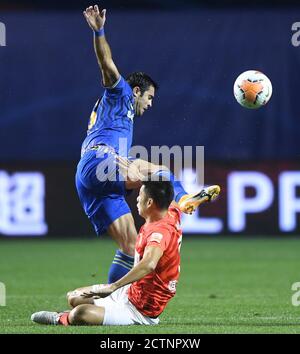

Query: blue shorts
<box><xmin>75</xmin><ymin>150</ymin><xmax>131</xmax><ymax>235</ymax></box>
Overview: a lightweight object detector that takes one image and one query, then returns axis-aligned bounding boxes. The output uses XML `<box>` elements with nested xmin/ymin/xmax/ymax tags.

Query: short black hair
<box><xmin>126</xmin><ymin>72</ymin><xmax>158</xmax><ymax>95</ymax></box>
<box><xmin>142</xmin><ymin>181</ymin><xmax>174</xmax><ymax>210</ymax></box>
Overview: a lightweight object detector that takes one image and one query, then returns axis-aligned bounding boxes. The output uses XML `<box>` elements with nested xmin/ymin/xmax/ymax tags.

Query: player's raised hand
<box><xmin>83</xmin><ymin>5</ymin><xmax>106</xmax><ymax>31</ymax></box>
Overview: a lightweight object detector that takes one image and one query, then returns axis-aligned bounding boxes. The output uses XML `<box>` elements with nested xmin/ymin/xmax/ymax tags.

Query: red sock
<box><xmin>58</xmin><ymin>312</ymin><xmax>70</xmax><ymax>326</ymax></box>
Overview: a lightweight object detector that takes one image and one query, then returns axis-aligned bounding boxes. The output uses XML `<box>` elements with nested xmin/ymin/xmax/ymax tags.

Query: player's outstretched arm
<box><xmin>83</xmin><ymin>5</ymin><xmax>120</xmax><ymax>87</ymax></box>
<box><xmin>113</xmin><ymin>246</ymin><xmax>163</xmax><ymax>289</ymax></box>
<box><xmin>82</xmin><ymin>246</ymin><xmax>163</xmax><ymax>299</ymax></box>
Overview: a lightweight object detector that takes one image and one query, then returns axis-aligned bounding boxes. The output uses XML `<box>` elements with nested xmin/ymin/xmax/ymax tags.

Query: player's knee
<box><xmin>67</xmin><ymin>289</ymin><xmax>87</xmax><ymax>308</ymax></box>
<box><xmin>67</xmin><ymin>295</ymin><xmax>77</xmax><ymax>308</ymax></box>
<box><xmin>66</xmin><ymin>291</ymin><xmax>76</xmax><ymax>307</ymax></box>
<box><xmin>69</xmin><ymin>294</ymin><xmax>91</xmax><ymax>308</ymax></box>
<box><xmin>68</xmin><ymin>305</ymin><xmax>90</xmax><ymax>325</ymax></box>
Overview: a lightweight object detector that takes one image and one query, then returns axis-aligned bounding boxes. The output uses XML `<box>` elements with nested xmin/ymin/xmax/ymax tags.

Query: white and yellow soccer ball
<box><xmin>233</xmin><ymin>70</ymin><xmax>272</xmax><ymax>109</ymax></box>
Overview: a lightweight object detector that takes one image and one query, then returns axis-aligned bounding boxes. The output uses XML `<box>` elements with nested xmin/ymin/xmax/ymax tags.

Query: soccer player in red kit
<box><xmin>127</xmin><ymin>184</ymin><xmax>182</xmax><ymax>319</ymax></box>
<box><xmin>31</xmin><ymin>180</ymin><xmax>183</xmax><ymax>326</ymax></box>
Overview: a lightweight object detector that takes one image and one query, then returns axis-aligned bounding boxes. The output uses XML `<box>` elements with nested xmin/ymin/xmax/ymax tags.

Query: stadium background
<box><xmin>0</xmin><ymin>0</ymin><xmax>300</xmax><ymax>334</ymax></box>
<box><xmin>1</xmin><ymin>0</ymin><xmax>300</xmax><ymax>237</ymax></box>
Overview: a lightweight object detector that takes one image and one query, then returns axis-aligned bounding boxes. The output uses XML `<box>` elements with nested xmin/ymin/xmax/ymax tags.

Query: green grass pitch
<box><xmin>0</xmin><ymin>237</ymin><xmax>299</xmax><ymax>334</ymax></box>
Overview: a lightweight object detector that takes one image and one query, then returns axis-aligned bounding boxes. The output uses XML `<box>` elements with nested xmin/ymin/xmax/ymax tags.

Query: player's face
<box><xmin>137</xmin><ymin>185</ymin><xmax>151</xmax><ymax>218</ymax></box>
<box><xmin>133</xmin><ymin>85</ymin><xmax>155</xmax><ymax>116</ymax></box>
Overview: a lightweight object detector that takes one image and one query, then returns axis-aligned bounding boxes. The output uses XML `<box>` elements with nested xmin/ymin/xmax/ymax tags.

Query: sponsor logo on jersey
<box><xmin>149</xmin><ymin>232</ymin><xmax>163</xmax><ymax>244</ymax></box>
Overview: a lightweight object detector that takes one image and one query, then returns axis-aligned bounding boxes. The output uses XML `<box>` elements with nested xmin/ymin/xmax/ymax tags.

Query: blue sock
<box><xmin>154</xmin><ymin>170</ymin><xmax>187</xmax><ymax>203</ymax></box>
<box><xmin>108</xmin><ymin>249</ymin><xmax>134</xmax><ymax>283</ymax></box>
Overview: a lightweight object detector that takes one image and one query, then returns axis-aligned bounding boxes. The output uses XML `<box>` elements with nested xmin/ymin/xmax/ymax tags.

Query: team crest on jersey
<box><xmin>149</xmin><ymin>233</ymin><xmax>163</xmax><ymax>244</ymax></box>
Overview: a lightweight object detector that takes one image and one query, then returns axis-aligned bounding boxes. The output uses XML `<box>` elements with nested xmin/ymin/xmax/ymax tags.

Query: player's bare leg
<box><xmin>106</xmin><ymin>213</ymin><xmax>137</xmax><ymax>283</ymax></box>
<box><xmin>107</xmin><ymin>213</ymin><xmax>137</xmax><ymax>256</ymax></box>
<box><xmin>117</xmin><ymin>156</ymin><xmax>168</xmax><ymax>185</ymax></box>
<box><xmin>118</xmin><ymin>157</ymin><xmax>221</xmax><ymax>214</ymax></box>
<box><xmin>68</xmin><ymin>304</ymin><xmax>105</xmax><ymax>325</ymax></box>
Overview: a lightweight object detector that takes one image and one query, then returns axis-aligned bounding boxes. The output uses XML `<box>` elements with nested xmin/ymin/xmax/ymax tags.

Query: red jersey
<box><xmin>128</xmin><ymin>205</ymin><xmax>183</xmax><ymax>318</ymax></box>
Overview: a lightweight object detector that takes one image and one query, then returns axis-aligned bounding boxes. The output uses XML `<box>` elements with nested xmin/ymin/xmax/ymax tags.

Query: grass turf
<box><xmin>0</xmin><ymin>237</ymin><xmax>299</xmax><ymax>334</ymax></box>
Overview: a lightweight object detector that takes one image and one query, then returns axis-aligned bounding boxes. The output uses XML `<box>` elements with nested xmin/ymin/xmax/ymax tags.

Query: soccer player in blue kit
<box><xmin>77</xmin><ymin>5</ymin><xmax>220</xmax><ymax>284</ymax></box>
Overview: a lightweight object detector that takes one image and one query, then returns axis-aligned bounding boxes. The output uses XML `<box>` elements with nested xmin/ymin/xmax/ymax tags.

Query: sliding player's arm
<box><xmin>82</xmin><ymin>246</ymin><xmax>163</xmax><ymax>298</ymax></box>
<box><xmin>83</xmin><ymin>5</ymin><xmax>120</xmax><ymax>87</ymax></box>
<box><xmin>113</xmin><ymin>246</ymin><xmax>163</xmax><ymax>289</ymax></box>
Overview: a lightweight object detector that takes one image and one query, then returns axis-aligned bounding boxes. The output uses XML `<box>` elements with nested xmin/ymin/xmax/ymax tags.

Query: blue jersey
<box><xmin>81</xmin><ymin>76</ymin><xmax>134</xmax><ymax>157</ymax></box>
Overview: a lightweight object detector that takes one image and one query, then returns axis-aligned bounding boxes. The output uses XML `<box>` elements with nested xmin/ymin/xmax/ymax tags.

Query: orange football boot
<box><xmin>178</xmin><ymin>185</ymin><xmax>221</xmax><ymax>214</ymax></box>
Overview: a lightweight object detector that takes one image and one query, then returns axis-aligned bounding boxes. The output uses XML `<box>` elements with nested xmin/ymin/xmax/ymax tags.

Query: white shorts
<box><xmin>94</xmin><ymin>285</ymin><xmax>160</xmax><ymax>326</ymax></box>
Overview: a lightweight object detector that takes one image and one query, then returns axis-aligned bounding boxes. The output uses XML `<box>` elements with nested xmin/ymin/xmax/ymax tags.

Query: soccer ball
<box><xmin>233</xmin><ymin>70</ymin><xmax>272</xmax><ymax>109</ymax></box>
